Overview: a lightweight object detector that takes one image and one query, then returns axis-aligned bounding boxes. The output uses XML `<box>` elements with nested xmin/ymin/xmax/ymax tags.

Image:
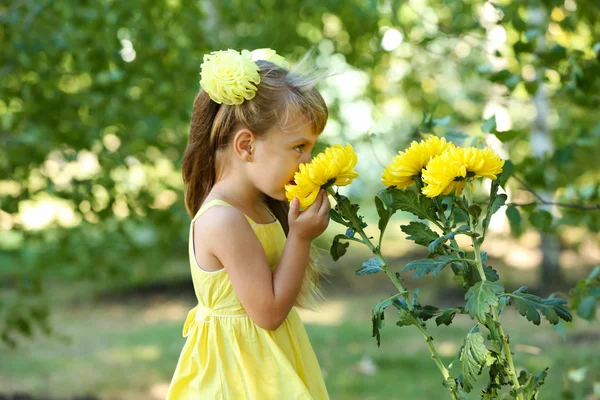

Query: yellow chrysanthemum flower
<box><xmin>421</xmin><ymin>147</ymin><xmax>505</xmax><ymax>198</ymax></box>
<box><xmin>285</xmin><ymin>179</ymin><xmax>321</xmax><ymax>210</ymax></box>
<box><xmin>381</xmin><ymin>136</ymin><xmax>454</xmax><ymax>189</ymax></box>
<box><xmin>199</xmin><ymin>49</ymin><xmax>261</xmax><ymax>105</ymax></box>
<box><xmin>251</xmin><ymin>48</ymin><xmax>290</xmax><ymax>69</ymax></box>
<box><xmin>285</xmin><ymin>143</ymin><xmax>359</xmax><ymax>209</ymax></box>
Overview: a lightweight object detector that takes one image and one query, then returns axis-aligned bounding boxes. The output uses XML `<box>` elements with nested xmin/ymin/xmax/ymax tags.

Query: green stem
<box><xmin>434</xmin><ymin>197</ymin><xmax>469</xmax><ymax>279</ymax></box>
<box><xmin>414</xmin><ymin>323</ymin><xmax>458</xmax><ymax>400</ymax></box>
<box><xmin>464</xmin><ymin>185</ymin><xmax>523</xmax><ymax>400</ymax></box>
<box><xmin>434</xmin><ymin>197</ymin><xmax>449</xmax><ymax>228</ymax></box>
<box><xmin>327</xmin><ymin>186</ymin><xmax>458</xmax><ymax>399</ymax></box>
<box><xmin>326</xmin><ymin>186</ymin><xmax>411</xmax><ymax>309</ymax></box>
<box><xmin>419</xmin><ymin>179</ymin><xmax>445</xmax><ymax>231</ymax></box>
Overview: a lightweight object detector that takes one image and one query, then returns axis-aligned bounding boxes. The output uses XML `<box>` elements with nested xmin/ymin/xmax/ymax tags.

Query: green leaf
<box><xmin>489</xmin><ymin>69</ymin><xmax>512</xmax><ymax>83</ymax></box>
<box><xmin>506</xmin><ymin>206</ymin><xmax>523</xmax><ymax>237</ymax></box>
<box><xmin>512</xmin><ymin>16</ymin><xmax>527</xmax><ymax>32</ymax></box>
<box><xmin>411</xmin><ymin>287</ymin><xmax>420</xmax><ymax>307</ymax></box>
<box><xmin>497</xmin><ymin>160</ymin><xmax>514</xmax><ymax>189</ymax></box>
<box><xmin>515</xmin><ymin>368</ymin><xmax>549</xmax><ymax>399</ymax></box>
<box><xmin>494</xmin><ymin>130</ymin><xmax>520</xmax><ymax>142</ymax></box>
<box><xmin>372</xmin><ymin>296</ymin><xmax>397</xmax><ymax>347</ymax></box>
<box><xmin>509</xmin><ymin>290</ymin><xmax>572</xmax><ymax>325</ymax></box>
<box><xmin>330</xmin><ymin>234</ymin><xmax>350</xmax><ymax>261</ymax></box>
<box><xmin>513</xmin><ymin>40</ymin><xmax>534</xmax><ymax>55</ymax></box>
<box><xmin>403</xmin><ymin>255</ymin><xmax>459</xmax><ymax>279</ymax></box>
<box><xmin>484</xmin><ymin>266</ymin><xmax>500</xmax><ymax>282</ymax></box>
<box><xmin>586</xmin><ymin>266</ymin><xmax>600</xmax><ymax>284</ymax></box>
<box><xmin>420</xmin><ymin>111</ymin><xmax>434</xmax><ymax>133</ymax></box>
<box><xmin>482</xmin><ymin>353</ymin><xmax>510</xmax><ymax>399</ymax></box>
<box><xmin>387</xmin><ymin>188</ymin><xmax>437</xmax><ymax>222</ymax></box>
<box><xmin>436</xmin><ymin>308</ymin><xmax>458</xmax><ymax>326</ymax></box>
<box><xmin>375</xmin><ymin>191</ymin><xmax>394</xmax><ymax>236</ymax></box>
<box><xmin>465</xmin><ymin>281</ymin><xmax>504</xmax><ymax>323</ymax></box>
<box><xmin>428</xmin><ymin>225</ymin><xmax>470</xmax><ymax>253</ymax></box>
<box><xmin>400</xmin><ymin>221</ymin><xmax>439</xmax><ymax>247</ymax></box>
<box><xmin>504</xmin><ymin>74</ymin><xmax>521</xmax><ymax>90</ymax></box>
<box><xmin>415</xmin><ymin>304</ymin><xmax>440</xmax><ymax>321</ymax></box>
<box><xmin>481</xmin><ymin>115</ymin><xmax>497</xmax><ymax>134</ymax></box>
<box><xmin>453</xmin><ymin>262</ymin><xmax>478</xmax><ymax>289</ymax></box>
<box><xmin>484</xmin><ymin>315</ymin><xmax>502</xmax><ymax>345</ymax></box>
<box><xmin>396</xmin><ymin>307</ymin><xmax>420</xmax><ymax>327</ymax></box>
<box><xmin>541</xmin><ymin>44</ymin><xmax>567</xmax><ymax>64</ymax></box>
<box><xmin>459</xmin><ymin>331</ymin><xmax>495</xmax><ymax>392</ymax></box>
<box><xmin>443</xmin><ymin>377</ymin><xmax>457</xmax><ymax>391</ymax></box>
<box><xmin>529</xmin><ymin>209</ymin><xmax>553</xmax><ymax>232</ymax></box>
<box><xmin>357</xmin><ymin>257</ymin><xmax>383</xmax><ymax>276</ymax></box>
<box><xmin>488</xmin><ymin>194</ymin><xmax>507</xmax><ymax>217</ymax></box>
<box><xmin>468</xmin><ymin>205</ymin><xmax>482</xmax><ymax>221</ymax></box>
<box><xmin>329</xmin><ymin>209</ymin><xmax>349</xmax><ymax>227</ymax></box>
<box><xmin>333</xmin><ymin>193</ymin><xmax>368</xmax><ymax>232</ymax></box>
<box><xmin>577</xmin><ymin>296</ymin><xmax>597</xmax><ymax>321</ymax></box>
<box><xmin>524</xmin><ymin>80</ymin><xmax>540</xmax><ymax>96</ymax></box>
<box><xmin>483</xmin><ymin>193</ymin><xmax>507</xmax><ymax>237</ymax></box>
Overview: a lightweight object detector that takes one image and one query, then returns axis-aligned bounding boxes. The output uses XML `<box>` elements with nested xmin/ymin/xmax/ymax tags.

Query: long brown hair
<box><xmin>182</xmin><ymin>59</ymin><xmax>329</xmax><ymax>309</ymax></box>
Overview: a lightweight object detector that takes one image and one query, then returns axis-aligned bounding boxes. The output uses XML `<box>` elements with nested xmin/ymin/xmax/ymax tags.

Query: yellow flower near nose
<box><xmin>285</xmin><ymin>143</ymin><xmax>359</xmax><ymax>209</ymax></box>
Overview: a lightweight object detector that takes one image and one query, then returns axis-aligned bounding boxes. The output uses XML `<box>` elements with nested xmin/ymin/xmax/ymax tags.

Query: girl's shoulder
<box><xmin>192</xmin><ymin>200</ymin><xmax>260</xmax><ymax>260</ymax></box>
<box><xmin>193</xmin><ymin>199</ymin><xmax>250</xmax><ymax>230</ymax></box>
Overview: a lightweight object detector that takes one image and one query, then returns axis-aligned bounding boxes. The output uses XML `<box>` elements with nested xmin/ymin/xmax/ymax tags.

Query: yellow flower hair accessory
<box><xmin>199</xmin><ymin>49</ymin><xmax>261</xmax><ymax>105</ymax></box>
<box><xmin>285</xmin><ymin>143</ymin><xmax>359</xmax><ymax>209</ymax></box>
<box><xmin>251</xmin><ymin>48</ymin><xmax>290</xmax><ymax>69</ymax></box>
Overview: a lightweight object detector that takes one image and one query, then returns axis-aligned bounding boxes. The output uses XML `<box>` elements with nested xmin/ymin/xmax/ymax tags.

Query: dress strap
<box><xmin>191</xmin><ymin>199</ymin><xmax>235</xmax><ymax>223</ymax></box>
<box><xmin>262</xmin><ymin>202</ymin><xmax>277</xmax><ymax>220</ymax></box>
<box><xmin>192</xmin><ymin>198</ymin><xmax>275</xmax><ymax>227</ymax></box>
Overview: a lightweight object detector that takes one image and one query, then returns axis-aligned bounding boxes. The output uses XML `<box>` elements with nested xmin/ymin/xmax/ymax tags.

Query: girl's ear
<box><xmin>232</xmin><ymin>128</ymin><xmax>255</xmax><ymax>161</ymax></box>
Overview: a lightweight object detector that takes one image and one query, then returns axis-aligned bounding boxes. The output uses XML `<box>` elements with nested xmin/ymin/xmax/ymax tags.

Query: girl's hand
<box><xmin>288</xmin><ymin>189</ymin><xmax>330</xmax><ymax>241</ymax></box>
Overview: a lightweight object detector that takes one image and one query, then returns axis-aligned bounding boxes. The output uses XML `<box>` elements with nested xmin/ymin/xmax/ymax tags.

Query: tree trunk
<box><xmin>530</xmin><ymin>7</ymin><xmax>563</xmax><ymax>291</ymax></box>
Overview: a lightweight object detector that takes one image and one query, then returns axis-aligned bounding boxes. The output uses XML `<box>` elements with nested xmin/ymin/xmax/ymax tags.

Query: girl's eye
<box><xmin>294</xmin><ymin>144</ymin><xmax>305</xmax><ymax>153</ymax></box>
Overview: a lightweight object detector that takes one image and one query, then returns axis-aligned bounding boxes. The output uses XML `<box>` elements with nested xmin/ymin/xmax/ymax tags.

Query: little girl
<box><xmin>166</xmin><ymin>48</ymin><xmax>331</xmax><ymax>399</ymax></box>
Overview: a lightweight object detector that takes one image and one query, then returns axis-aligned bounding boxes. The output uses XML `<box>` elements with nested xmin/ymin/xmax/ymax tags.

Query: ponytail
<box><xmin>182</xmin><ymin>91</ymin><xmax>221</xmax><ymax>218</ymax></box>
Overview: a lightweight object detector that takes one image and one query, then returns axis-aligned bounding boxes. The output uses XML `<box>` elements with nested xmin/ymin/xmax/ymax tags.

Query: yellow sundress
<box><xmin>166</xmin><ymin>199</ymin><xmax>330</xmax><ymax>400</ymax></box>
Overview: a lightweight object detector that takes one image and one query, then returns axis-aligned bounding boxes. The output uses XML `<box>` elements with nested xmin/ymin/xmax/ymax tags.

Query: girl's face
<box><xmin>251</xmin><ymin>115</ymin><xmax>319</xmax><ymax>201</ymax></box>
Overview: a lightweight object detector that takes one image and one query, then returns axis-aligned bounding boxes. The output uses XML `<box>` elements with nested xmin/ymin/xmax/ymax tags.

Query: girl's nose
<box><xmin>299</xmin><ymin>152</ymin><xmax>312</xmax><ymax>164</ymax></box>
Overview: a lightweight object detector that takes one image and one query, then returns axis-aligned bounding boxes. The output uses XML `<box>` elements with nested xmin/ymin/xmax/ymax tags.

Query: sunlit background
<box><xmin>1</xmin><ymin>0</ymin><xmax>600</xmax><ymax>399</ymax></box>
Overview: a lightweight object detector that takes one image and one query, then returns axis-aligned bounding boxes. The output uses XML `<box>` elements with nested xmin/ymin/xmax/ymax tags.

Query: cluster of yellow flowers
<box><xmin>284</xmin><ymin>144</ymin><xmax>358</xmax><ymax>209</ymax></box>
<box><xmin>382</xmin><ymin>136</ymin><xmax>505</xmax><ymax>197</ymax></box>
<box><xmin>283</xmin><ymin>137</ymin><xmax>504</xmax><ymax>208</ymax></box>
<box><xmin>199</xmin><ymin>48</ymin><xmax>288</xmax><ymax>105</ymax></box>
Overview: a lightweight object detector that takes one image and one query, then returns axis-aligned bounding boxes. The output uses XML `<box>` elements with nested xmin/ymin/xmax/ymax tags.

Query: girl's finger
<box><xmin>288</xmin><ymin>198</ymin><xmax>300</xmax><ymax>221</ymax></box>
<box><xmin>318</xmin><ymin>193</ymin><xmax>330</xmax><ymax>216</ymax></box>
<box><xmin>310</xmin><ymin>189</ymin><xmax>324</xmax><ymax>212</ymax></box>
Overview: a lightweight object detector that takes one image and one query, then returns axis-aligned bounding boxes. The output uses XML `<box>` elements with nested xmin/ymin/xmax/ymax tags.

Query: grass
<box><xmin>1</xmin><ymin>285</ymin><xmax>599</xmax><ymax>400</ymax></box>
<box><xmin>2</xmin><ymin>225</ymin><xmax>599</xmax><ymax>399</ymax></box>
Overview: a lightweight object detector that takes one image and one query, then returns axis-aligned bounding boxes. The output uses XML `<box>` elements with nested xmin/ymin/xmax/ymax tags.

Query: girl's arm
<box><xmin>201</xmin><ymin>191</ymin><xmax>329</xmax><ymax>330</ymax></box>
